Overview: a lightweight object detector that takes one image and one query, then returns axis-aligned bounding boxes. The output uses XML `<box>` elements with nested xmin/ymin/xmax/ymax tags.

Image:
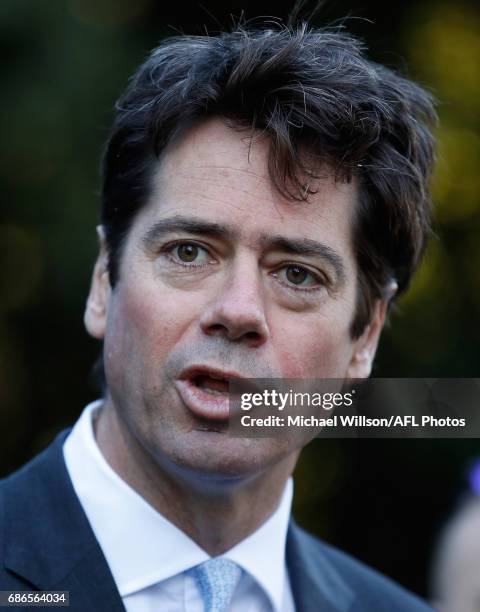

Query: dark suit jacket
<box><xmin>0</xmin><ymin>430</ymin><xmax>432</xmax><ymax>611</ymax></box>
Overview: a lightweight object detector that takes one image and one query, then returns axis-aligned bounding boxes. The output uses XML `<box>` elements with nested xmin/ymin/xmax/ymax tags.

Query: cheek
<box><xmin>273</xmin><ymin>311</ymin><xmax>354</xmax><ymax>378</ymax></box>
<box><xmin>104</xmin><ymin>285</ymin><xmax>196</xmax><ymax>381</ymax></box>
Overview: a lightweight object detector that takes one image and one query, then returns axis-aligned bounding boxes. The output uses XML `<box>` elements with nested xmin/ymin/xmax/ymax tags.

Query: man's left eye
<box><xmin>277</xmin><ymin>265</ymin><xmax>321</xmax><ymax>288</ymax></box>
<box><xmin>169</xmin><ymin>242</ymin><xmax>211</xmax><ymax>264</ymax></box>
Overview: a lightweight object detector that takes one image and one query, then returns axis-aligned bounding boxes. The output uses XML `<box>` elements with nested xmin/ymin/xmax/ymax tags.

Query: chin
<box><xmin>156</xmin><ymin>433</ymin><xmax>291</xmax><ymax>484</ymax></box>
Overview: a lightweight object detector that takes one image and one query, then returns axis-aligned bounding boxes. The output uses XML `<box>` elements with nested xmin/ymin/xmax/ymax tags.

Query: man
<box><xmin>0</xmin><ymin>22</ymin><xmax>435</xmax><ymax>611</ymax></box>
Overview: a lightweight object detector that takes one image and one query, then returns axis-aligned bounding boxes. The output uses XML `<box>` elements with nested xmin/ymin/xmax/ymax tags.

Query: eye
<box><xmin>167</xmin><ymin>242</ymin><xmax>213</xmax><ymax>266</ymax></box>
<box><xmin>275</xmin><ymin>264</ymin><xmax>322</xmax><ymax>289</ymax></box>
<box><xmin>176</xmin><ymin>243</ymin><xmax>199</xmax><ymax>262</ymax></box>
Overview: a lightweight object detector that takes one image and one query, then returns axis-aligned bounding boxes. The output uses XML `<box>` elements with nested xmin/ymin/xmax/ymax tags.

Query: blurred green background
<box><xmin>0</xmin><ymin>0</ymin><xmax>479</xmax><ymax>600</ymax></box>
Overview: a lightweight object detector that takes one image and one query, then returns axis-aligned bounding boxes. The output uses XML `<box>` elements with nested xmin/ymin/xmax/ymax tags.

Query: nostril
<box><xmin>207</xmin><ymin>324</ymin><xmax>228</xmax><ymax>335</ymax></box>
<box><xmin>205</xmin><ymin>324</ymin><xmax>262</xmax><ymax>343</ymax></box>
<box><xmin>201</xmin><ymin>312</ymin><xmax>268</xmax><ymax>344</ymax></box>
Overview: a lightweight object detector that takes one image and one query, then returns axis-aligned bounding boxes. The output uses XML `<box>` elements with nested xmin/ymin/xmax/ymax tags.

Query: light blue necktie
<box><xmin>189</xmin><ymin>558</ymin><xmax>242</xmax><ymax>612</ymax></box>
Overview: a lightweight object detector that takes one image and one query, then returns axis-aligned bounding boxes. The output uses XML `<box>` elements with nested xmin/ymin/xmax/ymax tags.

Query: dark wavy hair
<box><xmin>100</xmin><ymin>23</ymin><xmax>436</xmax><ymax>338</ymax></box>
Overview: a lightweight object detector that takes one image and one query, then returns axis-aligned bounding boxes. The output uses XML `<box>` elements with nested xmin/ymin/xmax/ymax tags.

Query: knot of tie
<box><xmin>189</xmin><ymin>558</ymin><xmax>242</xmax><ymax>612</ymax></box>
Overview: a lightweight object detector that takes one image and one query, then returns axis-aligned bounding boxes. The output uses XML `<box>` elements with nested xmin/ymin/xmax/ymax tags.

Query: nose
<box><xmin>199</xmin><ymin>258</ymin><xmax>269</xmax><ymax>347</ymax></box>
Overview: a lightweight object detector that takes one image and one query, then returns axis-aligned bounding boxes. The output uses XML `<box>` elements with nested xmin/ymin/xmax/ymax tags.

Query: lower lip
<box><xmin>175</xmin><ymin>379</ymin><xmax>230</xmax><ymax>421</ymax></box>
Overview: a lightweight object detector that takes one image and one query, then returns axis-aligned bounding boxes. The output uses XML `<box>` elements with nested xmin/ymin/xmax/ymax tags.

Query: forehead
<box><xmin>134</xmin><ymin>118</ymin><xmax>357</xmax><ymax>259</ymax></box>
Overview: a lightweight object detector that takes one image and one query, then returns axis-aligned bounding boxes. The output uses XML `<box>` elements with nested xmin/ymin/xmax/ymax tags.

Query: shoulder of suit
<box><xmin>293</xmin><ymin>524</ymin><xmax>433</xmax><ymax>611</ymax></box>
<box><xmin>0</xmin><ymin>428</ymin><xmax>71</xmax><ymax>489</ymax></box>
<box><xmin>0</xmin><ymin>429</ymin><xmax>73</xmax><ymax>547</ymax></box>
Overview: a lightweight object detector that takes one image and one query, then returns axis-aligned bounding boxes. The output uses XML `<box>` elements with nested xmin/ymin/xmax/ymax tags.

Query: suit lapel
<box><xmin>2</xmin><ymin>430</ymin><xmax>125</xmax><ymax>612</ymax></box>
<box><xmin>46</xmin><ymin>551</ymin><xmax>126</xmax><ymax>612</ymax></box>
<box><xmin>287</xmin><ymin>521</ymin><xmax>355</xmax><ymax>612</ymax></box>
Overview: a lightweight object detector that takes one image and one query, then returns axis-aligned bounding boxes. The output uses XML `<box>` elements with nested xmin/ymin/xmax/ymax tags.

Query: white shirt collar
<box><xmin>63</xmin><ymin>400</ymin><xmax>293</xmax><ymax>612</ymax></box>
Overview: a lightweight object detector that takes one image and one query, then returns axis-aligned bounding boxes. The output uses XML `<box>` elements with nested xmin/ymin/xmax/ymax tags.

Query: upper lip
<box><xmin>178</xmin><ymin>365</ymin><xmax>246</xmax><ymax>382</ymax></box>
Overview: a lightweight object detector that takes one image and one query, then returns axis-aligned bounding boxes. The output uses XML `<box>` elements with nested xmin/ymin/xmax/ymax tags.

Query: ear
<box><xmin>84</xmin><ymin>226</ymin><xmax>111</xmax><ymax>340</ymax></box>
<box><xmin>346</xmin><ymin>298</ymin><xmax>390</xmax><ymax>380</ymax></box>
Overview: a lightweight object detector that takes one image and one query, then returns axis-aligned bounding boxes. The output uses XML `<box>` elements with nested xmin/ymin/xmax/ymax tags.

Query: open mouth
<box><xmin>192</xmin><ymin>373</ymin><xmax>229</xmax><ymax>396</ymax></box>
<box><xmin>175</xmin><ymin>367</ymin><xmax>237</xmax><ymax>421</ymax></box>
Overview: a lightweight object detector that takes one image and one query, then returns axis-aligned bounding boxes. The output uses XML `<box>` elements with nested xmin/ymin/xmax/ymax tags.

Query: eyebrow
<box><xmin>142</xmin><ymin>214</ymin><xmax>346</xmax><ymax>282</ymax></box>
<box><xmin>142</xmin><ymin>215</ymin><xmax>232</xmax><ymax>248</ymax></box>
<box><xmin>260</xmin><ymin>235</ymin><xmax>346</xmax><ymax>282</ymax></box>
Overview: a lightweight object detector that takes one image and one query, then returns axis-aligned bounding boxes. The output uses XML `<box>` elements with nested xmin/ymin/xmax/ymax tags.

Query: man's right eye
<box><xmin>176</xmin><ymin>243</ymin><xmax>199</xmax><ymax>262</ymax></box>
<box><xmin>166</xmin><ymin>242</ymin><xmax>212</xmax><ymax>266</ymax></box>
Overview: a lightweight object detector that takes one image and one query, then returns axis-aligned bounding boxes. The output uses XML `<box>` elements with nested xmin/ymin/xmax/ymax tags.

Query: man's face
<box><xmin>86</xmin><ymin>118</ymin><xmax>385</xmax><ymax>481</ymax></box>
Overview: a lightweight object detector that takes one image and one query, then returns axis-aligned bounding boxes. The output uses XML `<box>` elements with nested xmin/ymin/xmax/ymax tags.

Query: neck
<box><xmin>94</xmin><ymin>401</ymin><xmax>298</xmax><ymax>555</ymax></box>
